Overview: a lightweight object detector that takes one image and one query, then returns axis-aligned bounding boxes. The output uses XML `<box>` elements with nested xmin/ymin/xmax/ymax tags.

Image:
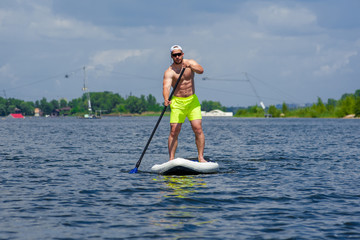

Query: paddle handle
<box><xmin>134</xmin><ymin>67</ymin><xmax>185</xmax><ymax>169</ymax></box>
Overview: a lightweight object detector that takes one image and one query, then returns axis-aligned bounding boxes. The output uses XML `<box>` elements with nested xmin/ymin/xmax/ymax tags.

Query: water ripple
<box><xmin>0</xmin><ymin>117</ymin><xmax>359</xmax><ymax>239</ymax></box>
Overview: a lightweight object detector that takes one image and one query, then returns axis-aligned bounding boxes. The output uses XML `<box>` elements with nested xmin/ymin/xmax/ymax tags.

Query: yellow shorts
<box><xmin>170</xmin><ymin>94</ymin><xmax>202</xmax><ymax>123</ymax></box>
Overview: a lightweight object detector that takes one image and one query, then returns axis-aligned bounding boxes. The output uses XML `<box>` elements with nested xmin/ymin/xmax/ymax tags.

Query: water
<box><xmin>1</xmin><ymin>116</ymin><xmax>360</xmax><ymax>239</ymax></box>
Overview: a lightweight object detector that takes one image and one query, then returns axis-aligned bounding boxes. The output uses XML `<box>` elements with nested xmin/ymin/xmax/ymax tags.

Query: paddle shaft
<box><xmin>133</xmin><ymin>67</ymin><xmax>185</xmax><ymax>170</ymax></box>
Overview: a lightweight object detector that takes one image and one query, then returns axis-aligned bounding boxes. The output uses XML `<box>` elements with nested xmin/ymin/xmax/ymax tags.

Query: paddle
<box><xmin>129</xmin><ymin>67</ymin><xmax>185</xmax><ymax>173</ymax></box>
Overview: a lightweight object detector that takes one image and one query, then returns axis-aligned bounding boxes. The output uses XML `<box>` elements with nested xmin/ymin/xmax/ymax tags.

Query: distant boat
<box><xmin>82</xmin><ymin>66</ymin><xmax>100</xmax><ymax>119</ymax></box>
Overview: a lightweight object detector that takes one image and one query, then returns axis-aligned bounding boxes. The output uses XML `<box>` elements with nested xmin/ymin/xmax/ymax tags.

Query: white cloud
<box><xmin>255</xmin><ymin>5</ymin><xmax>317</xmax><ymax>32</ymax></box>
<box><xmin>29</xmin><ymin>14</ymin><xmax>115</xmax><ymax>40</ymax></box>
<box><xmin>0</xmin><ymin>0</ymin><xmax>359</xmax><ymax>105</ymax></box>
<box><xmin>0</xmin><ymin>1</ymin><xmax>115</xmax><ymax>40</ymax></box>
<box><xmin>314</xmin><ymin>51</ymin><xmax>358</xmax><ymax>76</ymax></box>
<box><xmin>0</xmin><ymin>64</ymin><xmax>17</xmax><ymax>83</ymax></box>
<box><xmin>90</xmin><ymin>49</ymin><xmax>151</xmax><ymax>70</ymax></box>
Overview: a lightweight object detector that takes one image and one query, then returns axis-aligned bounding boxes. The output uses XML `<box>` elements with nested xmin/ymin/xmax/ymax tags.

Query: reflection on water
<box><xmin>152</xmin><ymin>176</ymin><xmax>215</xmax><ymax>230</ymax></box>
<box><xmin>158</xmin><ymin>175</ymin><xmax>206</xmax><ymax>198</ymax></box>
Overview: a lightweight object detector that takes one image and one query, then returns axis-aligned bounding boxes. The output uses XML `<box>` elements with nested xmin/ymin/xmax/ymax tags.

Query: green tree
<box><xmin>125</xmin><ymin>95</ymin><xmax>146</xmax><ymax>114</ymax></box>
<box><xmin>335</xmin><ymin>95</ymin><xmax>355</xmax><ymax>117</ymax></box>
<box><xmin>90</xmin><ymin>91</ymin><xmax>125</xmax><ymax>113</ymax></box>
<box><xmin>59</xmin><ymin>99</ymin><xmax>68</xmax><ymax>108</ymax></box>
<box><xmin>8</xmin><ymin>104</ymin><xmax>16</xmax><ymax>113</ymax></box>
<box><xmin>34</xmin><ymin>100</ymin><xmax>40</xmax><ymax>108</ymax></box>
<box><xmin>282</xmin><ymin>102</ymin><xmax>288</xmax><ymax>115</ymax></box>
<box><xmin>50</xmin><ymin>99</ymin><xmax>59</xmax><ymax>110</ymax></box>
<box><xmin>147</xmin><ymin>94</ymin><xmax>161</xmax><ymax>112</ymax></box>
<box><xmin>340</xmin><ymin>93</ymin><xmax>352</xmax><ymax>100</ymax></box>
<box><xmin>268</xmin><ymin>105</ymin><xmax>280</xmax><ymax>117</ymax></box>
<box><xmin>0</xmin><ymin>104</ymin><xmax>6</xmax><ymax>116</ymax></box>
<box><xmin>20</xmin><ymin>102</ymin><xmax>35</xmax><ymax>116</ymax></box>
<box><xmin>354</xmin><ymin>89</ymin><xmax>360</xmax><ymax>98</ymax></box>
<box><xmin>7</xmin><ymin>98</ymin><xmax>23</xmax><ymax>113</ymax></box>
<box><xmin>326</xmin><ymin>98</ymin><xmax>337</xmax><ymax>113</ymax></box>
<box><xmin>310</xmin><ymin>104</ymin><xmax>319</xmax><ymax>118</ymax></box>
<box><xmin>248</xmin><ymin>105</ymin><xmax>258</xmax><ymax>113</ymax></box>
<box><xmin>39</xmin><ymin>98</ymin><xmax>53</xmax><ymax>115</ymax></box>
<box><xmin>316</xmin><ymin>97</ymin><xmax>326</xmax><ymax>115</ymax></box>
<box><xmin>248</xmin><ymin>105</ymin><xmax>265</xmax><ymax>116</ymax></box>
<box><xmin>116</xmin><ymin>104</ymin><xmax>127</xmax><ymax>113</ymax></box>
<box><xmin>354</xmin><ymin>97</ymin><xmax>360</xmax><ymax>117</ymax></box>
<box><xmin>69</xmin><ymin>98</ymin><xmax>84</xmax><ymax>113</ymax></box>
<box><xmin>234</xmin><ymin>109</ymin><xmax>247</xmax><ymax>117</ymax></box>
<box><xmin>201</xmin><ymin>100</ymin><xmax>226</xmax><ymax>112</ymax></box>
<box><xmin>140</xmin><ymin>95</ymin><xmax>147</xmax><ymax>111</ymax></box>
<box><xmin>0</xmin><ymin>97</ymin><xmax>8</xmax><ymax>116</ymax></box>
<box><xmin>110</xmin><ymin>93</ymin><xmax>125</xmax><ymax>112</ymax></box>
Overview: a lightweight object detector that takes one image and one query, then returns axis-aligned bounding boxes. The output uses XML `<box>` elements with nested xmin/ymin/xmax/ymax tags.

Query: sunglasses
<box><xmin>171</xmin><ymin>53</ymin><xmax>182</xmax><ymax>57</ymax></box>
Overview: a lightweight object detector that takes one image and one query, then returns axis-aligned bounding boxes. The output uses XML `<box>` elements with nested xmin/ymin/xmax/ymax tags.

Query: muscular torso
<box><xmin>169</xmin><ymin>66</ymin><xmax>195</xmax><ymax>98</ymax></box>
<box><xmin>163</xmin><ymin>58</ymin><xmax>203</xmax><ymax>103</ymax></box>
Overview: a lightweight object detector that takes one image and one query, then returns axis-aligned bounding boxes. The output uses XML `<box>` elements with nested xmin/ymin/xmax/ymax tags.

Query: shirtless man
<box><xmin>163</xmin><ymin>45</ymin><xmax>207</xmax><ymax>162</ymax></box>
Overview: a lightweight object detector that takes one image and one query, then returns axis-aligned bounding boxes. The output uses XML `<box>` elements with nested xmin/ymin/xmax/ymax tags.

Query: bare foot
<box><xmin>198</xmin><ymin>158</ymin><xmax>208</xmax><ymax>163</ymax></box>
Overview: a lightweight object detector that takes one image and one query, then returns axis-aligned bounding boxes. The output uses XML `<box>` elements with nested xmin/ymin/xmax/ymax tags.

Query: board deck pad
<box><xmin>151</xmin><ymin>158</ymin><xmax>219</xmax><ymax>175</ymax></box>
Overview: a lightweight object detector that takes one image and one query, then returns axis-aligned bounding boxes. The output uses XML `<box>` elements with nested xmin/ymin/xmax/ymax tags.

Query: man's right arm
<box><xmin>163</xmin><ymin>70</ymin><xmax>172</xmax><ymax>106</ymax></box>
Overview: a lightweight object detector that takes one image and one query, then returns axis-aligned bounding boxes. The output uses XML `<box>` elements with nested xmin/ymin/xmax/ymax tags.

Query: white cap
<box><xmin>170</xmin><ymin>45</ymin><xmax>183</xmax><ymax>53</ymax></box>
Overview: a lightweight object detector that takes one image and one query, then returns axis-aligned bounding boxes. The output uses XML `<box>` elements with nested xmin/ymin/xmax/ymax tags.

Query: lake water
<box><xmin>0</xmin><ymin>116</ymin><xmax>360</xmax><ymax>239</ymax></box>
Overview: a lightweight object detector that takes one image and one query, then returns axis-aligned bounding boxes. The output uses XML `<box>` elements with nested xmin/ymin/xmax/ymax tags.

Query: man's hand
<box><xmin>182</xmin><ymin>59</ymin><xmax>204</xmax><ymax>74</ymax></box>
<box><xmin>164</xmin><ymin>99</ymin><xmax>171</xmax><ymax>106</ymax></box>
<box><xmin>182</xmin><ymin>60</ymin><xmax>192</xmax><ymax>69</ymax></box>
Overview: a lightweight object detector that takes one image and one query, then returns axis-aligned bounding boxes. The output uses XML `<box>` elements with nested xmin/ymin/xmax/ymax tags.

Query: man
<box><xmin>163</xmin><ymin>45</ymin><xmax>207</xmax><ymax>162</ymax></box>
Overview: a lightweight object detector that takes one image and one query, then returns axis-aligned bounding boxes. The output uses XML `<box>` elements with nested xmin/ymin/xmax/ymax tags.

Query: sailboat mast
<box><xmin>82</xmin><ymin>66</ymin><xmax>92</xmax><ymax>113</ymax></box>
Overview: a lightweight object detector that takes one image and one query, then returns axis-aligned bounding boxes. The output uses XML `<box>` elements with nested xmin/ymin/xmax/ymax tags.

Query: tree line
<box><xmin>0</xmin><ymin>91</ymin><xmax>226</xmax><ymax>116</ymax></box>
<box><xmin>2</xmin><ymin>89</ymin><xmax>359</xmax><ymax>118</ymax></box>
<box><xmin>0</xmin><ymin>92</ymin><xmax>163</xmax><ymax>116</ymax></box>
<box><xmin>235</xmin><ymin>89</ymin><xmax>360</xmax><ymax>118</ymax></box>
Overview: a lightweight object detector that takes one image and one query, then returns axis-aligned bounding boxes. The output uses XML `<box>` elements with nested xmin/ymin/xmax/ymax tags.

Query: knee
<box><xmin>192</xmin><ymin>126</ymin><xmax>204</xmax><ymax>136</ymax></box>
<box><xmin>191</xmin><ymin>121</ymin><xmax>203</xmax><ymax>136</ymax></box>
<box><xmin>170</xmin><ymin>124</ymin><xmax>181</xmax><ymax>137</ymax></box>
<box><xmin>170</xmin><ymin>129</ymin><xmax>180</xmax><ymax>138</ymax></box>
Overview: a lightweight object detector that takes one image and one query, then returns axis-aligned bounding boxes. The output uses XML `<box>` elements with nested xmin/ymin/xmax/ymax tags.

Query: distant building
<box><xmin>60</xmin><ymin>107</ymin><xmax>71</xmax><ymax>116</ymax></box>
<box><xmin>201</xmin><ymin>109</ymin><xmax>233</xmax><ymax>117</ymax></box>
<box><xmin>9</xmin><ymin>113</ymin><xmax>25</xmax><ymax>119</ymax></box>
<box><xmin>34</xmin><ymin>108</ymin><xmax>40</xmax><ymax>117</ymax></box>
<box><xmin>9</xmin><ymin>107</ymin><xmax>25</xmax><ymax>118</ymax></box>
<box><xmin>50</xmin><ymin>107</ymin><xmax>72</xmax><ymax>117</ymax></box>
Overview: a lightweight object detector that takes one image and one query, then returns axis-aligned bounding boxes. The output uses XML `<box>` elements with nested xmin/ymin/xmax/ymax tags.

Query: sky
<box><xmin>0</xmin><ymin>0</ymin><xmax>359</xmax><ymax>107</ymax></box>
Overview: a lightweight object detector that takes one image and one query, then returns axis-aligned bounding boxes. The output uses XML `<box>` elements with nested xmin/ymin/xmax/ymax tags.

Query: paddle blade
<box><xmin>129</xmin><ymin>167</ymin><xmax>138</xmax><ymax>174</ymax></box>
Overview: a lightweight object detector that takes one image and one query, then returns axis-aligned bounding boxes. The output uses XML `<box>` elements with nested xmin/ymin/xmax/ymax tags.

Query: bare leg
<box><xmin>190</xmin><ymin>119</ymin><xmax>207</xmax><ymax>162</ymax></box>
<box><xmin>168</xmin><ymin>123</ymin><xmax>182</xmax><ymax>160</ymax></box>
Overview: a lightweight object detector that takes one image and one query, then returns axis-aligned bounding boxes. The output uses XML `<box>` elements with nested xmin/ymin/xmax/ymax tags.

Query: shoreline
<box><xmin>3</xmin><ymin>112</ymin><xmax>358</xmax><ymax>119</ymax></box>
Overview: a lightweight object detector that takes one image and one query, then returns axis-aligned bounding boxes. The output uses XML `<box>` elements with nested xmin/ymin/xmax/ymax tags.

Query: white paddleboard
<box><xmin>151</xmin><ymin>158</ymin><xmax>219</xmax><ymax>175</ymax></box>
